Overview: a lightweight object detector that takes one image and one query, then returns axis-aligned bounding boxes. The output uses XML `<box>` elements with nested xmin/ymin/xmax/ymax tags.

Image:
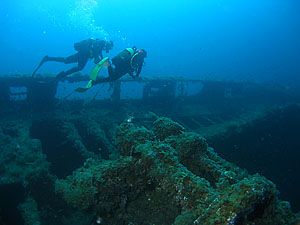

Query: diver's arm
<box><xmin>135</xmin><ymin>64</ymin><xmax>143</xmax><ymax>77</ymax></box>
<box><xmin>129</xmin><ymin>65</ymin><xmax>142</xmax><ymax>79</ymax></box>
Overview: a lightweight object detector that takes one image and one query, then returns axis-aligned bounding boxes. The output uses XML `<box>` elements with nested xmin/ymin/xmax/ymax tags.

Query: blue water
<box><xmin>1</xmin><ymin>0</ymin><xmax>300</xmax><ymax>83</ymax></box>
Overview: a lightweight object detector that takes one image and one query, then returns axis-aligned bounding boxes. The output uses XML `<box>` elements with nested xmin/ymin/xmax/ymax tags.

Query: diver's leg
<box><xmin>93</xmin><ymin>68</ymin><xmax>125</xmax><ymax>87</ymax></box>
<box><xmin>32</xmin><ymin>55</ymin><xmax>64</xmax><ymax>77</ymax></box>
<box><xmin>56</xmin><ymin>64</ymin><xmax>85</xmax><ymax>78</ymax></box>
<box><xmin>107</xmin><ymin>65</ymin><xmax>124</xmax><ymax>80</ymax></box>
<box><xmin>92</xmin><ymin>64</ymin><xmax>115</xmax><ymax>85</ymax></box>
<box><xmin>108</xmin><ymin>66</ymin><xmax>125</xmax><ymax>81</ymax></box>
<box><xmin>46</xmin><ymin>53</ymin><xmax>79</xmax><ymax>65</ymax></box>
<box><xmin>93</xmin><ymin>77</ymin><xmax>112</xmax><ymax>85</ymax></box>
<box><xmin>43</xmin><ymin>56</ymin><xmax>65</xmax><ymax>62</ymax></box>
<box><xmin>89</xmin><ymin>61</ymin><xmax>114</xmax><ymax>85</ymax></box>
<box><xmin>56</xmin><ymin>55</ymin><xmax>88</xmax><ymax>78</ymax></box>
<box><xmin>33</xmin><ymin>53</ymin><xmax>81</xmax><ymax>77</ymax></box>
<box><xmin>63</xmin><ymin>53</ymin><xmax>80</xmax><ymax>64</ymax></box>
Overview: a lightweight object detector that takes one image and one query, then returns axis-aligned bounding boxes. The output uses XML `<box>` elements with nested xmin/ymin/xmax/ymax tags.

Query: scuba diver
<box><xmin>93</xmin><ymin>46</ymin><xmax>147</xmax><ymax>85</ymax></box>
<box><xmin>32</xmin><ymin>38</ymin><xmax>114</xmax><ymax>78</ymax></box>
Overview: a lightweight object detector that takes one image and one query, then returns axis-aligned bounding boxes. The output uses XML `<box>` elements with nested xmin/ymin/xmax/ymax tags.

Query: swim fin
<box><xmin>75</xmin><ymin>57</ymin><xmax>109</xmax><ymax>92</ymax></box>
<box><xmin>75</xmin><ymin>80</ymin><xmax>93</xmax><ymax>92</ymax></box>
<box><xmin>90</xmin><ymin>57</ymin><xmax>109</xmax><ymax>81</ymax></box>
<box><xmin>32</xmin><ymin>56</ymin><xmax>49</xmax><ymax>77</ymax></box>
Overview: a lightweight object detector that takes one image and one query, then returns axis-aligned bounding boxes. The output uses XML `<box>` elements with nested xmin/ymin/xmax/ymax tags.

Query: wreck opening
<box><xmin>30</xmin><ymin>119</ymin><xmax>86</xmax><ymax>178</ymax></box>
<box><xmin>209</xmin><ymin>104</ymin><xmax>300</xmax><ymax>212</ymax></box>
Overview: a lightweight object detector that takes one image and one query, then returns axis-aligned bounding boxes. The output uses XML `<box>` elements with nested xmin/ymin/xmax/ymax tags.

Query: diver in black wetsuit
<box><xmin>32</xmin><ymin>38</ymin><xmax>114</xmax><ymax>78</ymax></box>
<box><xmin>93</xmin><ymin>47</ymin><xmax>147</xmax><ymax>85</ymax></box>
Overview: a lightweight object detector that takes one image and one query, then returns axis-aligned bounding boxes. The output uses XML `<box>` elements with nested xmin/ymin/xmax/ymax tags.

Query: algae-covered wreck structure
<box><xmin>0</xmin><ymin>75</ymin><xmax>300</xmax><ymax>225</ymax></box>
<box><xmin>55</xmin><ymin>117</ymin><xmax>299</xmax><ymax>224</ymax></box>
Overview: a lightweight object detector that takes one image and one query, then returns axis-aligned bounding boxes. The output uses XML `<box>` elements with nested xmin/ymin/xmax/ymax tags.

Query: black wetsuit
<box><xmin>32</xmin><ymin>39</ymin><xmax>107</xmax><ymax>78</ymax></box>
<box><xmin>94</xmin><ymin>48</ymin><xmax>146</xmax><ymax>84</ymax></box>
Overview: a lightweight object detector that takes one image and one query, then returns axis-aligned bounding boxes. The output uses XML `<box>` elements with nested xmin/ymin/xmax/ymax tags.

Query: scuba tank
<box><xmin>111</xmin><ymin>47</ymin><xmax>139</xmax><ymax>68</ymax></box>
<box><xmin>74</xmin><ymin>39</ymin><xmax>92</xmax><ymax>52</ymax></box>
<box><xmin>111</xmin><ymin>48</ymin><xmax>134</xmax><ymax>66</ymax></box>
<box><xmin>74</xmin><ymin>38</ymin><xmax>101</xmax><ymax>52</ymax></box>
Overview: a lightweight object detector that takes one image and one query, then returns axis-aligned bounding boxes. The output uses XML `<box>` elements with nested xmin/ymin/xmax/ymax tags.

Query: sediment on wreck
<box><xmin>55</xmin><ymin>117</ymin><xmax>300</xmax><ymax>225</ymax></box>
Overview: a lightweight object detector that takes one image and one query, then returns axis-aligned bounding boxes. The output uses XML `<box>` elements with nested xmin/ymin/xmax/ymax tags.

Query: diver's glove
<box><xmin>129</xmin><ymin>72</ymin><xmax>138</xmax><ymax>79</ymax></box>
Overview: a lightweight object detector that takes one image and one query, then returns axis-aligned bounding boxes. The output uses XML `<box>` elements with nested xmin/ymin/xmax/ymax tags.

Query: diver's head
<box><xmin>138</xmin><ymin>49</ymin><xmax>147</xmax><ymax>58</ymax></box>
<box><xmin>105</xmin><ymin>40</ymin><xmax>114</xmax><ymax>53</ymax></box>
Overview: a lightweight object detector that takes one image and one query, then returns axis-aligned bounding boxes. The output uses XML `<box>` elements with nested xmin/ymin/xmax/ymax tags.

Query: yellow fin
<box><xmin>90</xmin><ymin>57</ymin><xmax>109</xmax><ymax>81</ymax></box>
<box><xmin>75</xmin><ymin>80</ymin><xmax>93</xmax><ymax>92</ymax></box>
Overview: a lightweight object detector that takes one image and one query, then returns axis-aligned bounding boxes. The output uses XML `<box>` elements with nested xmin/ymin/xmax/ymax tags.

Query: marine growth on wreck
<box><xmin>54</xmin><ymin>116</ymin><xmax>300</xmax><ymax>225</ymax></box>
<box><xmin>1</xmin><ymin>78</ymin><xmax>300</xmax><ymax>225</ymax></box>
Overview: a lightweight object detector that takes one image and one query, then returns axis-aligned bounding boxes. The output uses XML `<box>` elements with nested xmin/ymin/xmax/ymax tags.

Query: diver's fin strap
<box><xmin>75</xmin><ymin>80</ymin><xmax>93</xmax><ymax>92</ymax></box>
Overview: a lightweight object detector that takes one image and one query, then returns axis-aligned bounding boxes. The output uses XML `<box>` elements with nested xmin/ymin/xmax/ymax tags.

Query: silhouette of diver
<box><xmin>93</xmin><ymin>46</ymin><xmax>147</xmax><ymax>85</ymax></box>
<box><xmin>32</xmin><ymin>38</ymin><xmax>113</xmax><ymax>78</ymax></box>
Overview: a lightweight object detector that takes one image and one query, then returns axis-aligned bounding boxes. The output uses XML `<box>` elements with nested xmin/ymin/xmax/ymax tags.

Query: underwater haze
<box><xmin>0</xmin><ymin>0</ymin><xmax>300</xmax><ymax>83</ymax></box>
